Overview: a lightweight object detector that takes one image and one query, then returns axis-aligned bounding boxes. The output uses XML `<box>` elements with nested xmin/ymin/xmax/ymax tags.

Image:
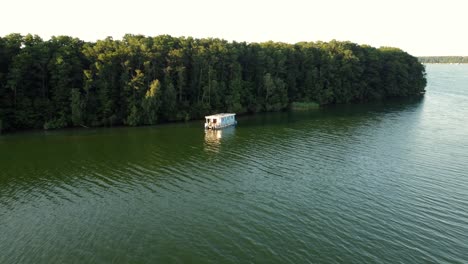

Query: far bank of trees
<box><xmin>419</xmin><ymin>56</ymin><xmax>468</xmax><ymax>64</ymax></box>
<box><xmin>0</xmin><ymin>34</ymin><xmax>426</xmax><ymax>132</ymax></box>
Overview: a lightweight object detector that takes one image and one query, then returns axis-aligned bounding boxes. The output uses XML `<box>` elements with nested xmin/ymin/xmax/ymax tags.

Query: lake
<box><xmin>1</xmin><ymin>64</ymin><xmax>467</xmax><ymax>263</ymax></box>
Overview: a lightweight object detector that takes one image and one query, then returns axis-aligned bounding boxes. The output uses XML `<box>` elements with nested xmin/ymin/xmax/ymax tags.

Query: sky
<box><xmin>1</xmin><ymin>0</ymin><xmax>467</xmax><ymax>56</ymax></box>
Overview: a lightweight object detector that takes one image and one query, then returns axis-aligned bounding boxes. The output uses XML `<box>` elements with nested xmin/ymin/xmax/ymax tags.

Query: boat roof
<box><xmin>205</xmin><ymin>113</ymin><xmax>236</xmax><ymax>118</ymax></box>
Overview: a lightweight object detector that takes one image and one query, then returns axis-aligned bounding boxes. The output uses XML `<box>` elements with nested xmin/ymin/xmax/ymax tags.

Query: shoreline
<box><xmin>0</xmin><ymin>95</ymin><xmax>426</xmax><ymax>136</ymax></box>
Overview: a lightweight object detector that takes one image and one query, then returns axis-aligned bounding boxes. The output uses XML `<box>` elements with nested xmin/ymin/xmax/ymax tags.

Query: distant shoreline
<box><xmin>418</xmin><ymin>56</ymin><xmax>468</xmax><ymax>64</ymax></box>
<box><xmin>421</xmin><ymin>63</ymin><xmax>468</xmax><ymax>64</ymax></box>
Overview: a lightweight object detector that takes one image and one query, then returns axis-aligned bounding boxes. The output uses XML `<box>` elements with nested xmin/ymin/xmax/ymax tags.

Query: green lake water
<box><xmin>1</xmin><ymin>64</ymin><xmax>467</xmax><ymax>263</ymax></box>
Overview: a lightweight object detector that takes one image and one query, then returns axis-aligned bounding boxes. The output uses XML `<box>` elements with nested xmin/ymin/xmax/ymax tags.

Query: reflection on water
<box><xmin>204</xmin><ymin>127</ymin><xmax>236</xmax><ymax>152</ymax></box>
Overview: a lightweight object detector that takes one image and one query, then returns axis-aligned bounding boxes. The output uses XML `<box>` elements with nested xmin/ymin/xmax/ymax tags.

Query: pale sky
<box><xmin>1</xmin><ymin>0</ymin><xmax>467</xmax><ymax>56</ymax></box>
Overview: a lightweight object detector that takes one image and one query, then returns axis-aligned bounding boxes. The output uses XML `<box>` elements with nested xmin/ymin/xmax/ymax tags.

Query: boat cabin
<box><xmin>204</xmin><ymin>113</ymin><xmax>237</xmax><ymax>130</ymax></box>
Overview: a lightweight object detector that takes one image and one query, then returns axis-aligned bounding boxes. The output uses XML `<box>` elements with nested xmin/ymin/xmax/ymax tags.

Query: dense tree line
<box><xmin>0</xmin><ymin>34</ymin><xmax>426</xmax><ymax>132</ymax></box>
<box><xmin>419</xmin><ymin>56</ymin><xmax>468</xmax><ymax>63</ymax></box>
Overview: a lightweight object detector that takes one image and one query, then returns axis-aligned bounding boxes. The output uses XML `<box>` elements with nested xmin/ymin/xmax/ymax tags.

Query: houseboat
<box><xmin>204</xmin><ymin>113</ymin><xmax>237</xmax><ymax>130</ymax></box>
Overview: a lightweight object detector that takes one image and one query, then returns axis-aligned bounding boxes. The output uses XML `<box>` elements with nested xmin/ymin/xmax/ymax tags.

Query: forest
<box><xmin>419</xmin><ymin>56</ymin><xmax>468</xmax><ymax>63</ymax></box>
<box><xmin>0</xmin><ymin>34</ymin><xmax>426</xmax><ymax>132</ymax></box>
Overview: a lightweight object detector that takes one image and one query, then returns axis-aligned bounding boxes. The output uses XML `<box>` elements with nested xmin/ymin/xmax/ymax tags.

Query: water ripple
<box><xmin>1</xmin><ymin>65</ymin><xmax>468</xmax><ymax>263</ymax></box>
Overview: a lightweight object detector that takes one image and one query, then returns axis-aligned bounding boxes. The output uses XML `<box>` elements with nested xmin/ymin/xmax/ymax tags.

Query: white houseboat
<box><xmin>204</xmin><ymin>113</ymin><xmax>237</xmax><ymax>130</ymax></box>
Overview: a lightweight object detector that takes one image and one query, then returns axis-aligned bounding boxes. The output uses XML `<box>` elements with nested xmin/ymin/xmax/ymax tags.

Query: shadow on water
<box><xmin>0</xmin><ymin>96</ymin><xmax>425</xmax><ymax>189</ymax></box>
<box><xmin>0</xmin><ymin>96</ymin><xmax>427</xmax><ymax>215</ymax></box>
<box><xmin>245</xmin><ymin>96</ymin><xmax>424</xmax><ymax>122</ymax></box>
<box><xmin>237</xmin><ymin>96</ymin><xmax>426</xmax><ymax>138</ymax></box>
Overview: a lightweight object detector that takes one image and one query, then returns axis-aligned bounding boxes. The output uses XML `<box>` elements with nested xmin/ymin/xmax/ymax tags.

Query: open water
<box><xmin>1</xmin><ymin>64</ymin><xmax>467</xmax><ymax>263</ymax></box>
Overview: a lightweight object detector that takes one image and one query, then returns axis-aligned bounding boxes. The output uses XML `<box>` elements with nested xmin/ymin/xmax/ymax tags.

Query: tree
<box><xmin>71</xmin><ymin>88</ymin><xmax>83</xmax><ymax>126</ymax></box>
<box><xmin>0</xmin><ymin>33</ymin><xmax>427</xmax><ymax>132</ymax></box>
<box><xmin>263</xmin><ymin>73</ymin><xmax>288</xmax><ymax>111</ymax></box>
<box><xmin>125</xmin><ymin>69</ymin><xmax>145</xmax><ymax>126</ymax></box>
<box><xmin>161</xmin><ymin>78</ymin><xmax>177</xmax><ymax>121</ymax></box>
<box><xmin>142</xmin><ymin>79</ymin><xmax>161</xmax><ymax>124</ymax></box>
<box><xmin>0</xmin><ymin>34</ymin><xmax>23</xmax><ymax>131</ymax></box>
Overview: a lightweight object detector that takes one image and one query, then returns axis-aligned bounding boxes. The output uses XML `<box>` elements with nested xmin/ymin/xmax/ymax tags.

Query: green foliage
<box><xmin>142</xmin><ymin>79</ymin><xmax>161</xmax><ymax>124</ymax></box>
<box><xmin>0</xmin><ymin>34</ymin><xmax>427</xmax><ymax>132</ymax></box>
<box><xmin>161</xmin><ymin>80</ymin><xmax>177</xmax><ymax>121</ymax></box>
<box><xmin>71</xmin><ymin>88</ymin><xmax>83</xmax><ymax>126</ymax></box>
<box><xmin>263</xmin><ymin>73</ymin><xmax>288</xmax><ymax>111</ymax></box>
<box><xmin>291</xmin><ymin>101</ymin><xmax>320</xmax><ymax>111</ymax></box>
<box><xmin>43</xmin><ymin>116</ymin><xmax>67</xmax><ymax>130</ymax></box>
<box><xmin>126</xmin><ymin>105</ymin><xmax>141</xmax><ymax>126</ymax></box>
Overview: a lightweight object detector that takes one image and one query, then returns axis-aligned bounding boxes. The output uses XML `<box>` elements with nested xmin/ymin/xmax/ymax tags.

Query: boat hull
<box><xmin>205</xmin><ymin>121</ymin><xmax>237</xmax><ymax>130</ymax></box>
